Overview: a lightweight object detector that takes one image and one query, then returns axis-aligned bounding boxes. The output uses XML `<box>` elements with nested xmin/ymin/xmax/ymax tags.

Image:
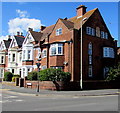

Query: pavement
<box><xmin>1</xmin><ymin>83</ymin><xmax>120</xmax><ymax>97</ymax></box>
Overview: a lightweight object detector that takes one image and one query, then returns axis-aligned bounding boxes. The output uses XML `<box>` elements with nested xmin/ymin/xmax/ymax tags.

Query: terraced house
<box><xmin>0</xmin><ymin>5</ymin><xmax>117</xmax><ymax>83</ymax></box>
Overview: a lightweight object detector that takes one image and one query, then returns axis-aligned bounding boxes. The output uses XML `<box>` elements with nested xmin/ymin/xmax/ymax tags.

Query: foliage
<box><xmin>27</xmin><ymin>71</ymin><xmax>38</xmax><ymax>81</ymax></box>
<box><xmin>38</xmin><ymin>68</ymin><xmax>71</xmax><ymax>81</ymax></box>
<box><xmin>106</xmin><ymin>63</ymin><xmax>120</xmax><ymax>82</ymax></box>
<box><xmin>4</xmin><ymin>72</ymin><xmax>13</xmax><ymax>81</ymax></box>
<box><xmin>12</xmin><ymin>74</ymin><xmax>20</xmax><ymax>82</ymax></box>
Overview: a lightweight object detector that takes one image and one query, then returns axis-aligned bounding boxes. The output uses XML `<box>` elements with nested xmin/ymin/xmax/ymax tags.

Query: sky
<box><xmin>1</xmin><ymin>2</ymin><xmax>119</xmax><ymax>45</ymax></box>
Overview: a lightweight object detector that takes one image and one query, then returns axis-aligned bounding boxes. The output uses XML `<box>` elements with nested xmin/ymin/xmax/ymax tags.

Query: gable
<box><xmin>84</xmin><ymin>9</ymin><xmax>113</xmax><ymax>39</ymax></box>
<box><xmin>50</xmin><ymin>19</ymin><xmax>72</xmax><ymax>38</ymax></box>
<box><xmin>9</xmin><ymin>36</ymin><xmax>18</xmax><ymax>48</ymax></box>
<box><xmin>23</xmin><ymin>31</ymin><xmax>35</xmax><ymax>45</ymax></box>
<box><xmin>0</xmin><ymin>41</ymin><xmax>6</xmax><ymax>51</ymax></box>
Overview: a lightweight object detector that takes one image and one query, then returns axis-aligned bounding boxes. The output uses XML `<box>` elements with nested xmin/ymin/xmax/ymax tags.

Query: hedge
<box><xmin>4</xmin><ymin>72</ymin><xmax>13</xmax><ymax>81</ymax></box>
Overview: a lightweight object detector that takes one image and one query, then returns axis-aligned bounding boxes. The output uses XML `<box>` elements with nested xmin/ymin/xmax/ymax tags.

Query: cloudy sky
<box><xmin>1</xmin><ymin>2</ymin><xmax>118</xmax><ymax>45</ymax></box>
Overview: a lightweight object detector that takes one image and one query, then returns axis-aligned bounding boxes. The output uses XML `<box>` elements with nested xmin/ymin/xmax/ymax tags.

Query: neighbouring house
<box><xmin>0</xmin><ymin>5</ymin><xmax>117</xmax><ymax>85</ymax></box>
<box><xmin>0</xmin><ymin>36</ymin><xmax>12</xmax><ymax>78</ymax></box>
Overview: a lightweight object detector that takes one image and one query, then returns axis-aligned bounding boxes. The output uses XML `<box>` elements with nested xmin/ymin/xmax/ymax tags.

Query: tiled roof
<box><xmin>27</xmin><ymin>8</ymin><xmax>97</xmax><ymax>42</ymax></box>
<box><xmin>29</xmin><ymin>30</ymin><xmax>43</xmax><ymax>42</ymax></box>
<box><xmin>60</xmin><ymin>18</ymin><xmax>74</xmax><ymax>29</ymax></box>
<box><xmin>68</xmin><ymin>8</ymin><xmax>98</xmax><ymax>29</ymax></box>
<box><xmin>14</xmin><ymin>36</ymin><xmax>25</xmax><ymax>47</ymax></box>
<box><xmin>41</xmin><ymin>24</ymin><xmax>55</xmax><ymax>40</ymax></box>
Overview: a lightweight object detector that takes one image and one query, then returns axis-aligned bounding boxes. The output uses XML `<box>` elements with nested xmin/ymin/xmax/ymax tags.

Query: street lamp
<box><xmin>80</xmin><ymin>17</ymin><xmax>88</xmax><ymax>90</ymax></box>
<box><xmin>36</xmin><ymin>63</ymin><xmax>40</xmax><ymax>93</ymax></box>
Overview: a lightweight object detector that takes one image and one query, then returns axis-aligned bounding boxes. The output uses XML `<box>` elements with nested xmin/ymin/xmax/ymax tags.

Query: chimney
<box><xmin>40</xmin><ymin>26</ymin><xmax>46</xmax><ymax>31</ymax></box>
<box><xmin>21</xmin><ymin>32</ymin><xmax>23</xmax><ymax>36</ymax></box>
<box><xmin>28</xmin><ymin>28</ymin><xmax>33</xmax><ymax>31</ymax></box>
<box><xmin>64</xmin><ymin>17</ymin><xmax>67</xmax><ymax>20</ymax></box>
<box><xmin>17</xmin><ymin>31</ymin><xmax>20</xmax><ymax>36</ymax></box>
<box><xmin>76</xmin><ymin>5</ymin><xmax>87</xmax><ymax>17</ymax></box>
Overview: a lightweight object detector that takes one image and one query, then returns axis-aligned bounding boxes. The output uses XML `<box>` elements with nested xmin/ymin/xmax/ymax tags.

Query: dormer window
<box><xmin>56</xmin><ymin>28</ymin><xmax>62</xmax><ymax>36</ymax></box>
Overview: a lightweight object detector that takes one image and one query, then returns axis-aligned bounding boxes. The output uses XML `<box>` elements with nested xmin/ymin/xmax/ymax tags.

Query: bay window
<box><xmin>1</xmin><ymin>56</ymin><xmax>4</xmax><ymax>64</ymax></box>
<box><xmin>12</xmin><ymin>54</ymin><xmax>15</xmax><ymax>62</ymax></box>
<box><xmin>50</xmin><ymin>43</ymin><xmax>63</xmax><ymax>56</ymax></box>
<box><xmin>28</xmin><ymin>50</ymin><xmax>31</xmax><ymax>60</ymax></box>
<box><xmin>103</xmin><ymin>47</ymin><xmax>114</xmax><ymax>58</ymax></box>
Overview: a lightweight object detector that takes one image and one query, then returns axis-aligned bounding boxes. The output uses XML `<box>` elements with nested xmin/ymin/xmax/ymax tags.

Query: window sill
<box><xmin>50</xmin><ymin>54</ymin><xmax>64</xmax><ymax>57</ymax></box>
<box><xmin>22</xmin><ymin>60</ymin><xmax>33</xmax><ymax>62</ymax></box>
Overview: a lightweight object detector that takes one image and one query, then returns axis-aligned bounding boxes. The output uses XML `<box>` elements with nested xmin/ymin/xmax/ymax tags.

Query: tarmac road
<box><xmin>1</xmin><ymin>84</ymin><xmax>119</xmax><ymax>111</ymax></box>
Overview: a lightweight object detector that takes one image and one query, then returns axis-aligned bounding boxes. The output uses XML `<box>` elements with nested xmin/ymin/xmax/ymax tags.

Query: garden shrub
<box><xmin>106</xmin><ymin>63</ymin><xmax>120</xmax><ymax>82</ymax></box>
<box><xmin>39</xmin><ymin>68</ymin><xmax>71</xmax><ymax>81</ymax></box>
<box><xmin>27</xmin><ymin>71</ymin><xmax>38</xmax><ymax>80</ymax></box>
<box><xmin>4</xmin><ymin>72</ymin><xmax>13</xmax><ymax>81</ymax></box>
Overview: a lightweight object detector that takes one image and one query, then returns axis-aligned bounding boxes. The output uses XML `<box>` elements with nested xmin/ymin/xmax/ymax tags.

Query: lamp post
<box><xmin>36</xmin><ymin>63</ymin><xmax>40</xmax><ymax>93</ymax></box>
<box><xmin>80</xmin><ymin>17</ymin><xmax>88</xmax><ymax>90</ymax></box>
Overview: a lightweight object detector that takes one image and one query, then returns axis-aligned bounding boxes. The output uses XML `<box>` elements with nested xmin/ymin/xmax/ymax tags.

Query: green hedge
<box><xmin>39</xmin><ymin>68</ymin><xmax>71</xmax><ymax>81</ymax></box>
<box><xmin>27</xmin><ymin>68</ymin><xmax>71</xmax><ymax>82</ymax></box>
<box><xmin>27</xmin><ymin>71</ymin><xmax>38</xmax><ymax>81</ymax></box>
<box><xmin>4</xmin><ymin>72</ymin><xmax>13</xmax><ymax>81</ymax></box>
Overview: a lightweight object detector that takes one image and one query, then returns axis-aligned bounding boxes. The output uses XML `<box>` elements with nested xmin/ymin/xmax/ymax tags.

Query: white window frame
<box><xmin>51</xmin><ymin>66</ymin><xmax>63</xmax><ymax>70</ymax></box>
<box><xmin>56</xmin><ymin>28</ymin><xmax>62</xmax><ymax>36</ymax></box>
<box><xmin>103</xmin><ymin>47</ymin><xmax>114</xmax><ymax>58</ymax></box>
<box><xmin>19</xmin><ymin>53</ymin><xmax>22</xmax><ymax>61</ymax></box>
<box><xmin>0</xmin><ymin>69</ymin><xmax>4</xmax><ymax>78</ymax></box>
<box><xmin>8</xmin><ymin>53</ymin><xmax>11</xmax><ymax>62</ymax></box>
<box><xmin>12</xmin><ymin>53</ymin><xmax>15</xmax><ymax>62</ymax></box>
<box><xmin>88</xmin><ymin>66</ymin><xmax>93</xmax><ymax>77</ymax></box>
<box><xmin>86</xmin><ymin>27</ymin><xmax>91</xmax><ymax>35</ymax></box>
<box><xmin>50</xmin><ymin>43</ymin><xmax>63</xmax><ymax>56</ymax></box>
<box><xmin>1</xmin><ymin>56</ymin><xmax>3</xmax><ymax>63</ymax></box>
<box><xmin>23</xmin><ymin>50</ymin><xmax>26</xmax><ymax>60</ymax></box>
<box><xmin>41</xmin><ymin>65</ymin><xmax>47</xmax><ymax>70</ymax></box>
<box><xmin>91</xmin><ymin>28</ymin><xmax>95</xmax><ymax>36</ymax></box>
<box><xmin>42</xmin><ymin>49</ymin><xmax>47</xmax><ymax>58</ymax></box>
<box><xmin>88</xmin><ymin>42</ymin><xmax>92</xmax><ymax>55</ymax></box>
<box><xmin>89</xmin><ymin>55</ymin><xmax>92</xmax><ymax>64</ymax></box>
<box><xmin>105</xmin><ymin>32</ymin><xmax>108</xmax><ymax>39</ymax></box>
<box><xmin>28</xmin><ymin>50</ymin><xmax>31</xmax><ymax>60</ymax></box>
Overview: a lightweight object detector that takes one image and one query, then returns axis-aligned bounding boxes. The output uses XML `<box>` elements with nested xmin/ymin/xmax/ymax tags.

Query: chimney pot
<box><xmin>28</xmin><ymin>28</ymin><xmax>33</xmax><ymax>31</ymax></box>
<box><xmin>76</xmin><ymin>5</ymin><xmax>87</xmax><ymax>17</ymax></box>
<box><xmin>21</xmin><ymin>32</ymin><xmax>23</xmax><ymax>36</ymax></box>
<box><xmin>17</xmin><ymin>31</ymin><xmax>20</xmax><ymax>36</ymax></box>
<box><xmin>40</xmin><ymin>26</ymin><xmax>46</xmax><ymax>31</ymax></box>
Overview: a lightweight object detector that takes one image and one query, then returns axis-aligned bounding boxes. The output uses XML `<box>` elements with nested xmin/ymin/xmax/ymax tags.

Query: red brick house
<box><xmin>39</xmin><ymin>5</ymin><xmax>117</xmax><ymax>82</ymax></box>
<box><xmin>0</xmin><ymin>5</ymin><xmax>117</xmax><ymax>85</ymax></box>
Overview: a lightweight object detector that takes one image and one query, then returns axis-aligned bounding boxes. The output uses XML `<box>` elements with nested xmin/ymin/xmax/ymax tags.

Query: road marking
<box><xmin>4</xmin><ymin>96</ymin><xmax>18</xmax><ymax>99</ymax></box>
<box><xmin>15</xmin><ymin>100</ymin><xmax>23</xmax><ymax>102</ymax></box>
<box><xmin>0</xmin><ymin>89</ymin><xmax>10</xmax><ymax>91</ymax></box>
<box><xmin>0</xmin><ymin>100</ymin><xmax>12</xmax><ymax>103</ymax></box>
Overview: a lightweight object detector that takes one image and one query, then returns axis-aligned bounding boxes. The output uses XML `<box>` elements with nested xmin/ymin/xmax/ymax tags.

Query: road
<box><xmin>2</xmin><ymin>89</ymin><xmax>118</xmax><ymax>111</ymax></box>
